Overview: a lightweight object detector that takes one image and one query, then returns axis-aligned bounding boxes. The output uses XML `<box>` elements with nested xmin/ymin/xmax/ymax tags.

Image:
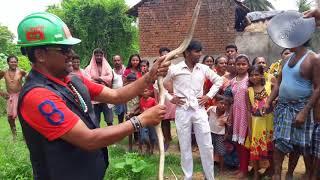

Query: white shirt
<box><xmin>207</xmin><ymin>106</ymin><xmax>228</xmax><ymax>135</ymax></box>
<box><xmin>164</xmin><ymin>61</ymin><xmax>223</xmax><ymax>110</ymax></box>
<box><xmin>111</xmin><ymin>69</ymin><xmax>123</xmax><ymax>89</ymax></box>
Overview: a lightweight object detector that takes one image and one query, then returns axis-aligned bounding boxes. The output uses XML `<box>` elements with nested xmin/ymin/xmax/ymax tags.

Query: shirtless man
<box><xmin>0</xmin><ymin>55</ymin><xmax>26</xmax><ymax>140</ymax></box>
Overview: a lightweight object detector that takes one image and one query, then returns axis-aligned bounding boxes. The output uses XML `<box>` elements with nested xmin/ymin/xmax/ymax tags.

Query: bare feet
<box><xmin>235</xmin><ymin>171</ymin><xmax>247</xmax><ymax>179</ymax></box>
<box><xmin>272</xmin><ymin>174</ymin><xmax>281</xmax><ymax>180</ymax></box>
<box><xmin>262</xmin><ymin>167</ymin><xmax>274</xmax><ymax>177</ymax></box>
<box><xmin>230</xmin><ymin>169</ymin><xmax>241</xmax><ymax>175</ymax></box>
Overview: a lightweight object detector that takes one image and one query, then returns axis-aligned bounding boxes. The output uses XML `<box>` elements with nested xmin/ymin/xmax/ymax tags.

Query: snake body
<box><xmin>155</xmin><ymin>0</ymin><xmax>202</xmax><ymax>179</ymax></box>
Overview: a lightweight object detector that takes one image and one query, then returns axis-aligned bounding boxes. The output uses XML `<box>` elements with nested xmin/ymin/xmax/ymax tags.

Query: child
<box><xmin>230</xmin><ymin>54</ymin><xmax>250</xmax><ymax>178</ymax></box>
<box><xmin>140</xmin><ymin>60</ymin><xmax>149</xmax><ymax>75</ymax></box>
<box><xmin>207</xmin><ymin>95</ymin><xmax>232</xmax><ymax>174</ymax></box>
<box><xmin>245</xmin><ymin>65</ymin><xmax>273</xmax><ymax>180</ymax></box>
<box><xmin>125</xmin><ymin>73</ymin><xmax>140</xmax><ymax>152</ymax></box>
<box><xmin>139</xmin><ymin>88</ymin><xmax>157</xmax><ymax>154</ymax></box>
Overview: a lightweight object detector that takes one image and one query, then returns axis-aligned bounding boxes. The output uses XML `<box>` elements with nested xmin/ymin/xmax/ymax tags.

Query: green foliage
<box><xmin>0</xmin><ymin>24</ymin><xmax>20</xmax><ymax>56</ymax></box>
<box><xmin>108</xmin><ymin>152</ymin><xmax>147</xmax><ymax>180</ymax></box>
<box><xmin>296</xmin><ymin>0</ymin><xmax>313</xmax><ymax>12</ymax></box>
<box><xmin>0</xmin><ymin>118</ymin><xmax>33</xmax><ymax>180</ymax></box>
<box><xmin>0</xmin><ymin>53</ymin><xmax>8</xmax><ymax>71</ymax></box>
<box><xmin>244</xmin><ymin>0</ymin><xmax>275</xmax><ymax>11</ymax></box>
<box><xmin>17</xmin><ymin>55</ymin><xmax>32</xmax><ymax>72</ymax></box>
<box><xmin>47</xmin><ymin>0</ymin><xmax>139</xmax><ymax>68</ymax></box>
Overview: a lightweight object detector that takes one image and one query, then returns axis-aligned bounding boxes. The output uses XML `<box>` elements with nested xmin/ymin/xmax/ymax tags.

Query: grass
<box><xmin>0</xmin><ymin>115</ymin><xmax>205</xmax><ymax>179</ymax></box>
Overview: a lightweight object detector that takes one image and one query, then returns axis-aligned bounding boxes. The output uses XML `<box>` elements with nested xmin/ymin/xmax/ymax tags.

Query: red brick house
<box><xmin>128</xmin><ymin>0</ymin><xmax>237</xmax><ymax>58</ymax></box>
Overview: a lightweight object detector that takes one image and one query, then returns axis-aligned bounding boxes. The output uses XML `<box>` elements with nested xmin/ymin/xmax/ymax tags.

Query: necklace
<box><xmin>8</xmin><ymin>70</ymin><xmax>16</xmax><ymax>82</ymax></box>
<box><xmin>68</xmin><ymin>83</ymin><xmax>88</xmax><ymax>113</ymax></box>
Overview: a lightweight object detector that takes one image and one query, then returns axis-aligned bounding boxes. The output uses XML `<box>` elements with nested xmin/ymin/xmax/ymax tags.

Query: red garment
<box><xmin>139</xmin><ymin>97</ymin><xmax>156</xmax><ymax>112</ymax></box>
<box><xmin>123</xmin><ymin>68</ymin><xmax>142</xmax><ymax>79</ymax></box>
<box><xmin>20</xmin><ymin>68</ymin><xmax>103</xmax><ymax>141</ymax></box>
<box><xmin>236</xmin><ymin>143</ymin><xmax>249</xmax><ymax>174</ymax></box>
<box><xmin>204</xmin><ymin>79</ymin><xmax>215</xmax><ymax>108</ymax></box>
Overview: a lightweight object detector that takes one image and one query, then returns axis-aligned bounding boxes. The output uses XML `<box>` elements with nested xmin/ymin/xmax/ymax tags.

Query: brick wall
<box><xmin>137</xmin><ymin>0</ymin><xmax>236</xmax><ymax>57</ymax></box>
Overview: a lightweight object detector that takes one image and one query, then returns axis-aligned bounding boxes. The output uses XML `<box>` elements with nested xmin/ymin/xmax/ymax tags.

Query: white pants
<box><xmin>175</xmin><ymin>106</ymin><xmax>214</xmax><ymax>180</ymax></box>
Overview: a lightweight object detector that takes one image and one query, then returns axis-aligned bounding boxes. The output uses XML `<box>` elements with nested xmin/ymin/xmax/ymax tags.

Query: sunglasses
<box><xmin>45</xmin><ymin>46</ymin><xmax>73</xmax><ymax>55</ymax></box>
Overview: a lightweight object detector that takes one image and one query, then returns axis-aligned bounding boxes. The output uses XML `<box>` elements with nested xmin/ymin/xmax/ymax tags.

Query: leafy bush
<box><xmin>107</xmin><ymin>152</ymin><xmax>147</xmax><ymax>180</ymax></box>
<box><xmin>17</xmin><ymin>55</ymin><xmax>31</xmax><ymax>72</ymax></box>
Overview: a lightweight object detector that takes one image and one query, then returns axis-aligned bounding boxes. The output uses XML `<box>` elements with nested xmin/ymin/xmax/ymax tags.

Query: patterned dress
<box><xmin>245</xmin><ymin>82</ymin><xmax>273</xmax><ymax>161</ymax></box>
<box><xmin>231</xmin><ymin>75</ymin><xmax>249</xmax><ymax>144</ymax></box>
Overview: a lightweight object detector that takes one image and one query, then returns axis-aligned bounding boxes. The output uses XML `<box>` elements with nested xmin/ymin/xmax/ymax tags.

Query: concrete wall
<box><xmin>235</xmin><ymin>29</ymin><xmax>320</xmax><ymax>65</ymax></box>
<box><xmin>235</xmin><ymin>32</ymin><xmax>284</xmax><ymax>65</ymax></box>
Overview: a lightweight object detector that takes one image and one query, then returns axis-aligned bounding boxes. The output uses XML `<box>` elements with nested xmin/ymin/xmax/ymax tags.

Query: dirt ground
<box><xmin>162</xmin><ymin>144</ymin><xmax>306</xmax><ymax>180</ymax></box>
<box><xmin>161</xmin><ymin>126</ymin><xmax>306</xmax><ymax>180</ymax></box>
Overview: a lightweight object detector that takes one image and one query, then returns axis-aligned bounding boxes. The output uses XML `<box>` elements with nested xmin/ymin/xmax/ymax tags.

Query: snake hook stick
<box><xmin>155</xmin><ymin>0</ymin><xmax>202</xmax><ymax>179</ymax></box>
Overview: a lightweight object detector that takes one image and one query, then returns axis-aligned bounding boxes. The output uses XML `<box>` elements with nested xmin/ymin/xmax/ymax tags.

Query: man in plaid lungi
<box><xmin>265</xmin><ymin>45</ymin><xmax>320</xmax><ymax>180</ymax></box>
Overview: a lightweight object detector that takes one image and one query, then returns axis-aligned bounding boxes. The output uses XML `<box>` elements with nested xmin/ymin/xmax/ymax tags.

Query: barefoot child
<box><xmin>230</xmin><ymin>54</ymin><xmax>250</xmax><ymax>178</ymax></box>
<box><xmin>125</xmin><ymin>73</ymin><xmax>140</xmax><ymax>151</ymax></box>
<box><xmin>207</xmin><ymin>95</ymin><xmax>232</xmax><ymax>174</ymax></box>
<box><xmin>139</xmin><ymin>88</ymin><xmax>157</xmax><ymax>154</ymax></box>
<box><xmin>245</xmin><ymin>65</ymin><xmax>274</xmax><ymax>180</ymax></box>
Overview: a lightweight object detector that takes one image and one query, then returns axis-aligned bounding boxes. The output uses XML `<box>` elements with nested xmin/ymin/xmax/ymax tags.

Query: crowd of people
<box><xmin>2</xmin><ymin>8</ymin><xmax>320</xmax><ymax>180</ymax></box>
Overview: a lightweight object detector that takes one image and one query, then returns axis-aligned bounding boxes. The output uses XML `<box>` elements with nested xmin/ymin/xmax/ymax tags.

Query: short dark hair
<box><xmin>216</xmin><ymin>94</ymin><xmax>233</xmax><ymax>105</ymax></box>
<box><xmin>186</xmin><ymin>40</ymin><xmax>202</xmax><ymax>52</ymax></box>
<box><xmin>225</xmin><ymin>44</ymin><xmax>238</xmax><ymax>52</ymax></box>
<box><xmin>126</xmin><ymin>72</ymin><xmax>137</xmax><ymax>81</ymax></box>
<box><xmin>303</xmin><ymin>39</ymin><xmax>311</xmax><ymax>47</ymax></box>
<box><xmin>7</xmin><ymin>55</ymin><xmax>18</xmax><ymax>63</ymax></box>
<box><xmin>141</xmin><ymin>60</ymin><xmax>149</xmax><ymax>67</ymax></box>
<box><xmin>159</xmin><ymin>47</ymin><xmax>171</xmax><ymax>55</ymax></box>
<box><xmin>248</xmin><ymin>65</ymin><xmax>266</xmax><ymax>87</ymax></box>
<box><xmin>21</xmin><ymin>46</ymin><xmax>46</xmax><ymax>63</ymax></box>
<box><xmin>73</xmin><ymin>53</ymin><xmax>80</xmax><ymax>60</ymax></box>
<box><xmin>93</xmin><ymin>48</ymin><xmax>104</xmax><ymax>55</ymax></box>
<box><xmin>280</xmin><ymin>48</ymin><xmax>290</xmax><ymax>55</ymax></box>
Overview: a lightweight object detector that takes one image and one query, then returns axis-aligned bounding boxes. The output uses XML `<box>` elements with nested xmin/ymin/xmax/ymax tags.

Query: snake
<box><xmin>155</xmin><ymin>0</ymin><xmax>202</xmax><ymax>179</ymax></box>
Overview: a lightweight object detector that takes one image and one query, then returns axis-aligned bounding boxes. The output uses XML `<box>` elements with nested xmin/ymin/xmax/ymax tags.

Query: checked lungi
<box><xmin>313</xmin><ymin>123</ymin><xmax>320</xmax><ymax>158</ymax></box>
<box><xmin>273</xmin><ymin>98</ymin><xmax>314</xmax><ymax>154</ymax></box>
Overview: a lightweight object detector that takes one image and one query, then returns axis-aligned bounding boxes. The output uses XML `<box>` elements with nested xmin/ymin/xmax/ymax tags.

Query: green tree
<box><xmin>296</xmin><ymin>0</ymin><xmax>313</xmax><ymax>12</ymax></box>
<box><xmin>244</xmin><ymin>0</ymin><xmax>275</xmax><ymax>11</ymax></box>
<box><xmin>47</xmin><ymin>0</ymin><xmax>139</xmax><ymax>67</ymax></box>
<box><xmin>0</xmin><ymin>24</ymin><xmax>20</xmax><ymax>56</ymax></box>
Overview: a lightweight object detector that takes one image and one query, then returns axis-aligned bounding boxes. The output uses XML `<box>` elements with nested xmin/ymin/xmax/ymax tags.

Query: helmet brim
<box><xmin>57</xmin><ymin>37</ymin><xmax>81</xmax><ymax>46</ymax></box>
<box><xmin>18</xmin><ymin>37</ymin><xmax>81</xmax><ymax>47</ymax></box>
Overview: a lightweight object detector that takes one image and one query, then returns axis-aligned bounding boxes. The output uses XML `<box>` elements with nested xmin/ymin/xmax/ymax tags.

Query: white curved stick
<box><xmin>156</xmin><ymin>0</ymin><xmax>202</xmax><ymax>179</ymax></box>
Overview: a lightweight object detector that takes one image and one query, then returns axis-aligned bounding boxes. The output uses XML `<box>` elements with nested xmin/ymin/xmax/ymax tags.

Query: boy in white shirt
<box><xmin>207</xmin><ymin>95</ymin><xmax>232</xmax><ymax>174</ymax></box>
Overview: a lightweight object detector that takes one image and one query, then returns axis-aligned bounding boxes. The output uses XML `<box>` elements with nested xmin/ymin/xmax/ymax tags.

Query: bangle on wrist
<box><xmin>129</xmin><ymin>116</ymin><xmax>143</xmax><ymax>132</ymax></box>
